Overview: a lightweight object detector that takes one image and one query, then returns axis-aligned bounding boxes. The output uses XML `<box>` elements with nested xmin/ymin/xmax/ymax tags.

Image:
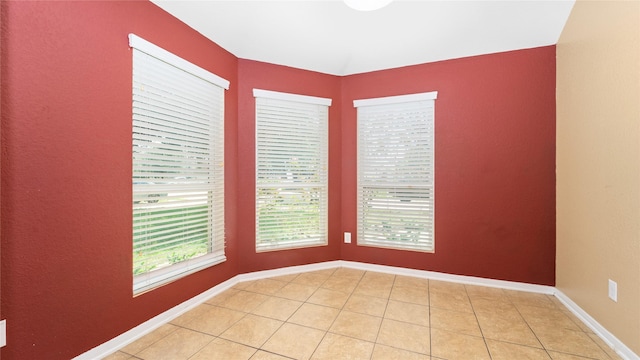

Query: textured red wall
<box><xmin>0</xmin><ymin>2</ymin><xmax>238</xmax><ymax>359</ymax></box>
<box><xmin>236</xmin><ymin>59</ymin><xmax>342</xmax><ymax>273</ymax></box>
<box><xmin>341</xmin><ymin>47</ymin><xmax>557</xmax><ymax>285</ymax></box>
<box><xmin>1</xmin><ymin>1</ymin><xmax>556</xmax><ymax>358</ymax></box>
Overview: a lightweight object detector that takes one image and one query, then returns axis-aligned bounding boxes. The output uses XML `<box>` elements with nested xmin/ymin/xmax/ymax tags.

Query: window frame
<box><xmin>254</xmin><ymin>89</ymin><xmax>331</xmax><ymax>252</ymax></box>
<box><xmin>355</xmin><ymin>91</ymin><xmax>437</xmax><ymax>253</ymax></box>
<box><xmin>129</xmin><ymin>34</ymin><xmax>229</xmax><ymax>294</ymax></box>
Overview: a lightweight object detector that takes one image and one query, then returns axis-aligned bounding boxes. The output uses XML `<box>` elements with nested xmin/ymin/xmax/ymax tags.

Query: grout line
<box><xmin>465</xmin><ymin>284</ymin><xmax>494</xmax><ymax>360</ymax></box>
<box><xmin>365</xmin><ymin>269</ymin><xmax>391</xmax><ymax>360</ymax></box>
<box><xmin>428</xmin><ymin>278</ymin><xmax>433</xmax><ymax>360</ymax></box>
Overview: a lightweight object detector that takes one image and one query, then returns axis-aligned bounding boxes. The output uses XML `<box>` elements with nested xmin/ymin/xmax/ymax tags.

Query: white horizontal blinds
<box><xmin>130</xmin><ymin>34</ymin><xmax>227</xmax><ymax>294</ymax></box>
<box><xmin>357</xmin><ymin>92</ymin><xmax>436</xmax><ymax>252</ymax></box>
<box><xmin>255</xmin><ymin>90</ymin><xmax>329</xmax><ymax>251</ymax></box>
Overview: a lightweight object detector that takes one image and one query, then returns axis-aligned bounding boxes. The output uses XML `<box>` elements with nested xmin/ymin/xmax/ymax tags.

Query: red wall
<box><xmin>236</xmin><ymin>59</ymin><xmax>342</xmax><ymax>273</ymax></box>
<box><xmin>0</xmin><ymin>2</ymin><xmax>238</xmax><ymax>359</ymax></box>
<box><xmin>341</xmin><ymin>47</ymin><xmax>557</xmax><ymax>285</ymax></box>
<box><xmin>1</xmin><ymin>1</ymin><xmax>556</xmax><ymax>358</ymax></box>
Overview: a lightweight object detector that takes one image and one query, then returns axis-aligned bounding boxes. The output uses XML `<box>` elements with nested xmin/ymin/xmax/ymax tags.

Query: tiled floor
<box><xmin>104</xmin><ymin>268</ymin><xmax>622</xmax><ymax>360</ymax></box>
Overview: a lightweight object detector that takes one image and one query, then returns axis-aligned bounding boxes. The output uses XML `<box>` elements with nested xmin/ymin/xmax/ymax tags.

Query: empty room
<box><xmin>0</xmin><ymin>0</ymin><xmax>638</xmax><ymax>359</ymax></box>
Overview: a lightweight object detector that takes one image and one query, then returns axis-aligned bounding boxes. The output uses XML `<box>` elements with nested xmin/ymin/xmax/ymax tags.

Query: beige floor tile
<box><xmin>276</xmin><ymin>282</ymin><xmax>318</xmax><ymax>302</ymax></box>
<box><xmin>531</xmin><ymin>325</ymin><xmax>611</xmax><ymax>359</ymax></box>
<box><xmin>384</xmin><ymin>299</ymin><xmax>429</xmax><ymax>327</ymax></box>
<box><xmin>560</xmin><ymin>309</ymin><xmax>594</xmax><ymax>333</ymax></box>
<box><xmin>309</xmin><ymin>268</ymin><xmax>337</xmax><ymax>276</ymax></box>
<box><xmin>470</xmin><ymin>296</ymin><xmax>517</xmax><ymax>314</ymax></box>
<box><xmin>430</xmin><ymin>307</ymin><xmax>482</xmax><ymax>337</ymax></box>
<box><xmin>352</xmin><ymin>281</ymin><xmax>393</xmax><ymax>299</ymax></box>
<box><xmin>507</xmin><ymin>290</ymin><xmax>557</xmax><ymax>309</ymax></box>
<box><xmin>486</xmin><ymin>339</ymin><xmax>552</xmax><ymax>360</ymax></box>
<box><xmin>310</xmin><ymin>333</ymin><xmax>374</xmax><ymax>360</ymax></box>
<box><xmin>394</xmin><ymin>275</ymin><xmax>429</xmax><ymax>289</ymax></box>
<box><xmin>120</xmin><ymin>323</ymin><xmax>179</xmax><ymax>355</ymax></box>
<box><xmin>343</xmin><ymin>294</ymin><xmax>388</xmax><ymax>317</ymax></box>
<box><xmin>430</xmin><ymin>280</ymin><xmax>466</xmax><ymax>294</ymax></box>
<box><xmin>261</xmin><ymin>323</ymin><xmax>325</xmax><ymax>360</ymax></box>
<box><xmin>251</xmin><ymin>296</ymin><xmax>303</xmax><ymax>321</ymax></box>
<box><xmin>270</xmin><ymin>273</ymin><xmax>300</xmax><ymax>283</ymax></box>
<box><xmin>218</xmin><ymin>290</ymin><xmax>270</xmax><ymax>312</ymax></box>
<box><xmin>170</xmin><ymin>304</ymin><xmax>214</xmax><ymax>327</ymax></box>
<box><xmin>518</xmin><ymin>304</ymin><xmax>582</xmax><ymax>332</ymax></box>
<box><xmin>586</xmin><ymin>332</ymin><xmax>623</xmax><ymax>359</ymax></box>
<box><xmin>362</xmin><ymin>271</ymin><xmax>396</xmax><ymax>283</ymax></box>
<box><xmin>476</xmin><ymin>311</ymin><xmax>542</xmax><ymax>348</ymax></box>
<box><xmin>376</xmin><ymin>318</ymin><xmax>430</xmax><ymax>355</ymax></box>
<box><xmin>220</xmin><ymin>314</ymin><xmax>283</xmax><ymax>348</ymax></box>
<box><xmin>250</xmin><ymin>350</ymin><xmax>293</xmax><ymax>360</ymax></box>
<box><xmin>182</xmin><ymin>304</ymin><xmax>245</xmax><ymax>336</ymax></box>
<box><xmin>332</xmin><ymin>267</ymin><xmax>365</xmax><ymax>279</ymax></box>
<box><xmin>288</xmin><ymin>303</ymin><xmax>340</xmax><ymax>331</ymax></box>
<box><xmin>320</xmin><ymin>275</ymin><xmax>359</xmax><ymax>293</ymax></box>
<box><xmin>137</xmin><ymin>328</ymin><xmax>213</xmax><ymax>360</ymax></box>
<box><xmin>245</xmin><ymin>278</ymin><xmax>287</xmax><ymax>295</ymax></box>
<box><xmin>234</xmin><ymin>280</ymin><xmax>254</xmax><ymax>290</ymax></box>
<box><xmin>329</xmin><ymin>310</ymin><xmax>382</xmax><ymax>342</ymax></box>
<box><xmin>429</xmin><ymin>290</ymin><xmax>472</xmax><ymax>312</ymax></box>
<box><xmin>547</xmin><ymin>351</ymin><xmax>603</xmax><ymax>359</ymax></box>
<box><xmin>101</xmin><ymin>351</ymin><xmax>133</xmax><ymax>360</ymax></box>
<box><xmin>205</xmin><ymin>288</ymin><xmax>240</xmax><ymax>305</ymax></box>
<box><xmin>307</xmin><ymin>288</ymin><xmax>350</xmax><ymax>308</ymax></box>
<box><xmin>359</xmin><ymin>279</ymin><xmax>395</xmax><ymax>292</ymax></box>
<box><xmin>547</xmin><ymin>294</ymin><xmax>567</xmax><ymax>308</ymax></box>
<box><xmin>292</xmin><ymin>272</ymin><xmax>331</xmax><ymax>287</ymax></box>
<box><xmin>431</xmin><ymin>328</ymin><xmax>490</xmax><ymax>360</ymax></box>
<box><xmin>465</xmin><ymin>284</ymin><xmax>508</xmax><ymax>300</ymax></box>
<box><xmin>371</xmin><ymin>344</ymin><xmax>429</xmax><ymax>360</ymax></box>
<box><xmin>190</xmin><ymin>337</ymin><xmax>257</xmax><ymax>360</ymax></box>
<box><xmin>389</xmin><ymin>285</ymin><xmax>429</xmax><ymax>306</ymax></box>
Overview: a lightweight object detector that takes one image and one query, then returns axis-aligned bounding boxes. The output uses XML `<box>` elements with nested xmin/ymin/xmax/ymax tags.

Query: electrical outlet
<box><xmin>0</xmin><ymin>319</ymin><xmax>6</xmax><ymax>347</ymax></box>
<box><xmin>344</xmin><ymin>232</ymin><xmax>351</xmax><ymax>244</ymax></box>
<box><xmin>608</xmin><ymin>279</ymin><xmax>618</xmax><ymax>302</ymax></box>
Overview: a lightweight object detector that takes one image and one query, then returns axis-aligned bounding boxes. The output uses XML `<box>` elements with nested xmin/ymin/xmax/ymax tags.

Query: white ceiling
<box><xmin>150</xmin><ymin>0</ymin><xmax>575</xmax><ymax>76</ymax></box>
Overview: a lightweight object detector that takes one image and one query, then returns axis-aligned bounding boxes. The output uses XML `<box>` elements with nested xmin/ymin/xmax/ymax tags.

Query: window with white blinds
<box><xmin>129</xmin><ymin>34</ymin><xmax>229</xmax><ymax>294</ymax></box>
<box><xmin>355</xmin><ymin>91</ymin><xmax>437</xmax><ymax>252</ymax></box>
<box><xmin>254</xmin><ymin>89</ymin><xmax>330</xmax><ymax>252</ymax></box>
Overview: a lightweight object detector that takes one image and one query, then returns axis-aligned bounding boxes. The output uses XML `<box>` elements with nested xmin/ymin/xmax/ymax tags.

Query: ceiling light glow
<box><xmin>344</xmin><ymin>0</ymin><xmax>393</xmax><ymax>11</ymax></box>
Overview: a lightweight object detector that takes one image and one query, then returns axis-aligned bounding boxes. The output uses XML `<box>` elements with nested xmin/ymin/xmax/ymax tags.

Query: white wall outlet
<box><xmin>344</xmin><ymin>232</ymin><xmax>351</xmax><ymax>244</ymax></box>
<box><xmin>0</xmin><ymin>319</ymin><xmax>6</xmax><ymax>347</ymax></box>
<box><xmin>608</xmin><ymin>279</ymin><xmax>618</xmax><ymax>302</ymax></box>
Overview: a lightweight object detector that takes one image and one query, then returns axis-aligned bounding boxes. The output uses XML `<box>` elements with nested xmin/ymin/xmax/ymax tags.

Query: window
<box><xmin>130</xmin><ymin>34</ymin><xmax>229</xmax><ymax>294</ymax></box>
<box><xmin>254</xmin><ymin>89</ymin><xmax>331</xmax><ymax>251</ymax></box>
<box><xmin>355</xmin><ymin>92</ymin><xmax>437</xmax><ymax>252</ymax></box>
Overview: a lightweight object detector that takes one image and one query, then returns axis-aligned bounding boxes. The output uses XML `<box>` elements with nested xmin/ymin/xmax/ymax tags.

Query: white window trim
<box><xmin>130</xmin><ymin>34</ymin><xmax>228</xmax><ymax>295</ymax></box>
<box><xmin>253</xmin><ymin>89</ymin><xmax>332</xmax><ymax>106</ymax></box>
<box><xmin>354</xmin><ymin>91</ymin><xmax>437</xmax><ymax>108</ymax></box>
<box><xmin>129</xmin><ymin>34</ymin><xmax>230</xmax><ymax>90</ymax></box>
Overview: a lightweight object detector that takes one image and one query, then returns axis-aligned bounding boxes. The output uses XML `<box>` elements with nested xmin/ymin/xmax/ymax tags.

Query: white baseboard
<box><xmin>554</xmin><ymin>290</ymin><xmax>639</xmax><ymax>360</ymax></box>
<box><xmin>74</xmin><ymin>260</ymin><xmax>636</xmax><ymax>360</ymax></box>
<box><xmin>235</xmin><ymin>260</ymin><xmax>343</xmax><ymax>283</ymax></box>
<box><xmin>74</xmin><ymin>261</ymin><xmax>343</xmax><ymax>360</ymax></box>
<box><xmin>73</xmin><ymin>278</ymin><xmax>236</xmax><ymax>360</ymax></box>
<box><xmin>338</xmin><ymin>260</ymin><xmax>555</xmax><ymax>294</ymax></box>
